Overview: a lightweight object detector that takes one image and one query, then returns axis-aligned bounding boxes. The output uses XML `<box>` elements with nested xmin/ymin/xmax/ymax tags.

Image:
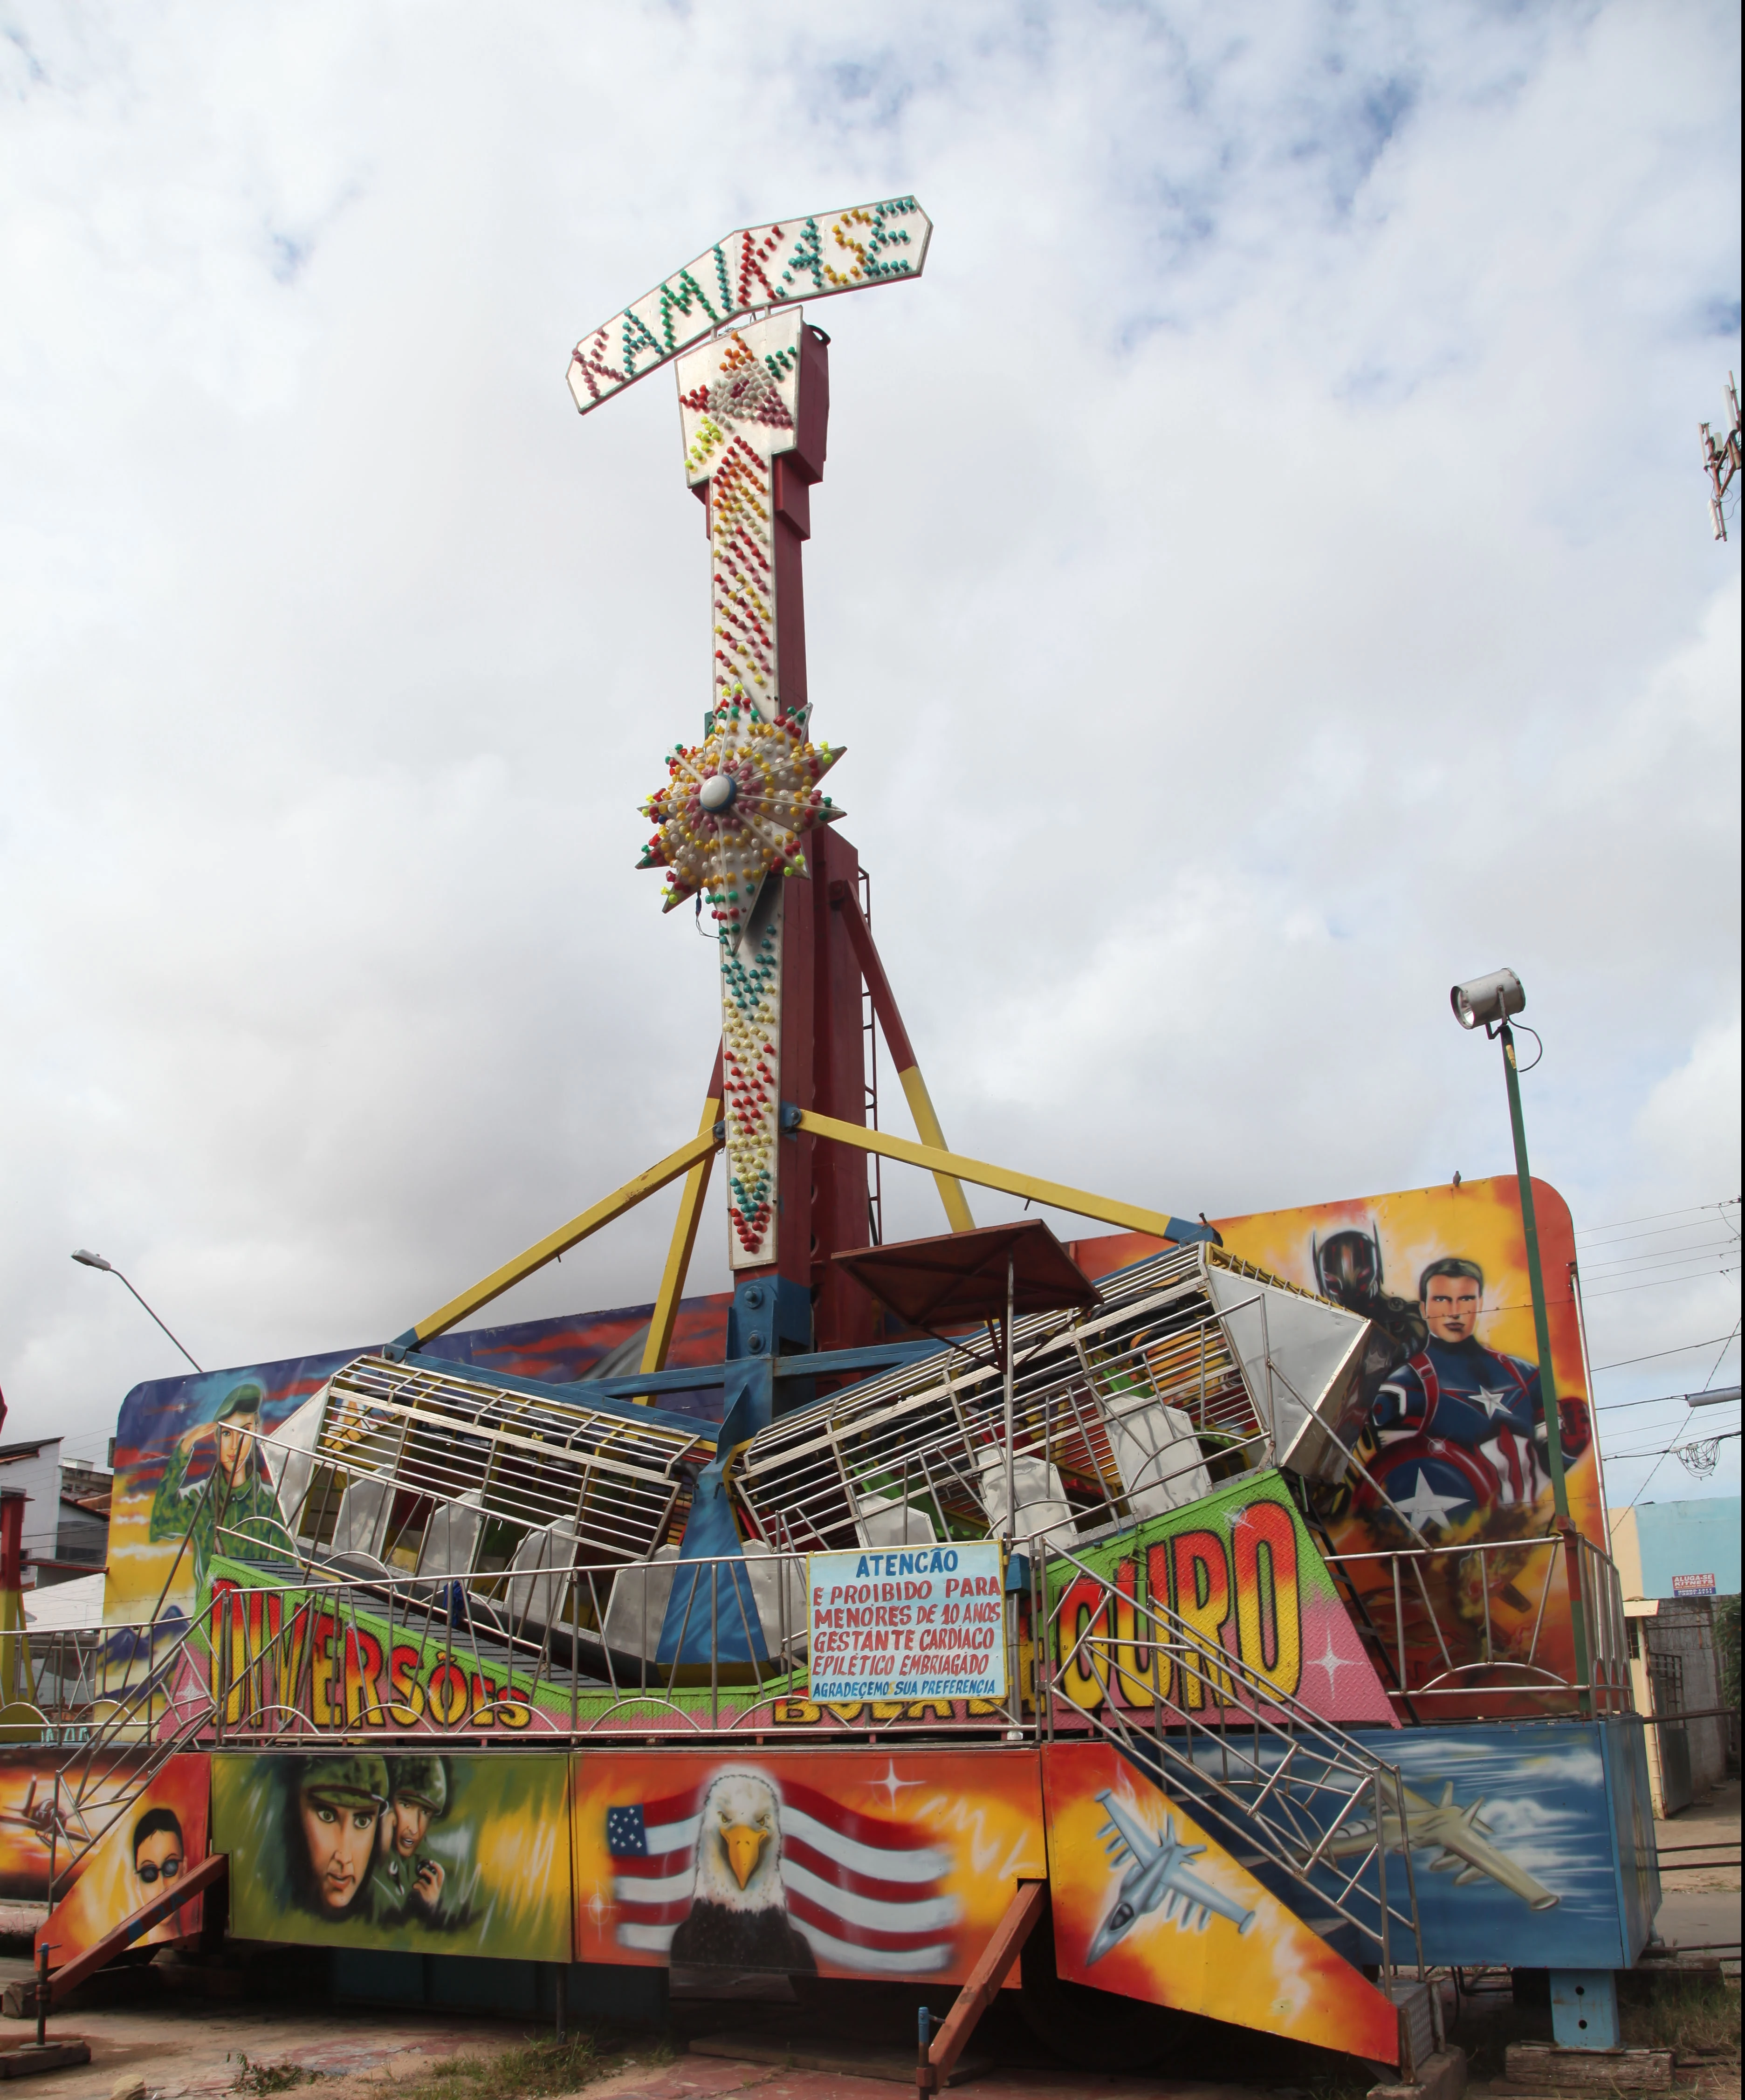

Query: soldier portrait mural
<box><xmin>213</xmin><ymin>1751</ymin><xmax>570</xmax><ymax>1958</ymax></box>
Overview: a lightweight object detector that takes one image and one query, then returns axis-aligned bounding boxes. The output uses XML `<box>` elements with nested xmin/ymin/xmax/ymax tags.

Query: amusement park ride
<box><xmin>3</xmin><ymin>199</ymin><xmax>1665</xmax><ymax>2086</ymax></box>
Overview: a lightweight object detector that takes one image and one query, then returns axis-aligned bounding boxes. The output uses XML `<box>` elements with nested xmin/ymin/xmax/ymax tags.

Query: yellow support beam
<box><xmin>639</xmin><ymin>1086</ymin><xmax>724</xmax><ymax>1376</ymax></box>
<box><xmin>407</xmin><ymin>1129</ymin><xmax>721</xmax><ymax>1347</ymax></box>
<box><xmin>794</xmin><ymin>1109</ymin><xmax>1189</xmax><ymax>1246</ymax></box>
<box><xmin>895</xmin><ymin>1064</ymin><xmax>976</xmax><ymax>1234</ymax></box>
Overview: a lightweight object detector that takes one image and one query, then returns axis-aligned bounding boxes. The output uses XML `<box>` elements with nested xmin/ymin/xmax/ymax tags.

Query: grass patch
<box><xmin>1621</xmin><ymin>1976</ymin><xmax>1742</xmax><ymax>2059</ymax></box>
<box><xmin>234</xmin><ymin>2062</ymin><xmax>325</xmax><ymax>2095</ymax></box>
<box><xmin>396</xmin><ymin>2031</ymin><xmax>673</xmax><ymax>2100</ymax></box>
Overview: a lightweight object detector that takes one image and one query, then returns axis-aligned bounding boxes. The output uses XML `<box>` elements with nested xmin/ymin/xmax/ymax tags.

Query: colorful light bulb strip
<box><xmin>720</xmin><ymin>906</ymin><xmax>783</xmax><ymax>1261</ymax></box>
<box><xmin>566</xmin><ymin>198</ymin><xmax>931</xmax><ymax>416</ymax></box>
<box><xmin>637</xmin><ymin>309</ymin><xmax>845</xmax><ymax>1271</ymax></box>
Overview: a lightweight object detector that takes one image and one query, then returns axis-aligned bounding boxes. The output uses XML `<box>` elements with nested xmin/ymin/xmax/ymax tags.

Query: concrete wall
<box><xmin>1627</xmin><ymin>1597</ymin><xmax>1727</xmax><ymax>1813</ymax></box>
<box><xmin>1611</xmin><ymin>1499</ymin><xmax>1741</xmax><ymax>1604</ymax></box>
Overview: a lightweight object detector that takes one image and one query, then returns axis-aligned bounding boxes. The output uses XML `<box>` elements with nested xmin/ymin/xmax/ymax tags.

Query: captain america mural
<box><xmin>1356</xmin><ymin>1256</ymin><xmax>1590</xmax><ymax>1537</ymax></box>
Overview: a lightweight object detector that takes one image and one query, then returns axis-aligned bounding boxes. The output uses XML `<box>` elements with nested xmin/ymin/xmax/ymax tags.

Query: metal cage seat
<box><xmin>247</xmin><ymin>1352</ymin><xmax>712</xmax><ymax>1685</ymax></box>
<box><xmin>735</xmin><ymin>1243</ymin><xmax>1376</xmax><ymax>1555</ymax></box>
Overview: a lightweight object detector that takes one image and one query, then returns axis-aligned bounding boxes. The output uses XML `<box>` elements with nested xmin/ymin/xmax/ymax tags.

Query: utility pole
<box><xmin>1700</xmin><ymin>373</ymin><xmax>1741</xmax><ymax>540</ymax></box>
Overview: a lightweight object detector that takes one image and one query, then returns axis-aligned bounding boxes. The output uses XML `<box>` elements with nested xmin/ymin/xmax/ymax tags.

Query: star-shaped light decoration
<box><xmin>637</xmin><ymin>699</ymin><xmax>845</xmax><ymax>941</ymax></box>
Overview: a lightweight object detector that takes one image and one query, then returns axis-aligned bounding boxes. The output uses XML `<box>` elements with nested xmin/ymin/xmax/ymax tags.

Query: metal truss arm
<box><xmin>398</xmin><ymin>1129</ymin><xmax>722</xmax><ymax>1349</ymax></box>
<box><xmin>640</xmin><ymin>1048</ymin><xmax>725</xmax><ymax>1375</ymax></box>
<box><xmin>794</xmin><ymin>1109</ymin><xmax>1206</xmax><ymax>1246</ymax></box>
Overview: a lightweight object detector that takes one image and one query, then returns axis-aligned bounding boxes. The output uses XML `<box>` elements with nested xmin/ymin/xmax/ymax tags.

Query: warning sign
<box><xmin>807</xmin><ymin>1543</ymin><xmax>1008</xmax><ymax>1703</ymax></box>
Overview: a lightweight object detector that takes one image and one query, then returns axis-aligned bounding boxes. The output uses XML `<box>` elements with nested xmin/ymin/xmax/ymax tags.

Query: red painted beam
<box><xmin>919</xmin><ymin>1879</ymin><xmax>1047</xmax><ymax>2093</ymax></box>
<box><xmin>41</xmin><ymin>1852</ymin><xmax>226</xmax><ymax>2007</ymax></box>
<box><xmin>830</xmin><ymin>879</ymin><xmax>917</xmax><ymax>1072</ymax></box>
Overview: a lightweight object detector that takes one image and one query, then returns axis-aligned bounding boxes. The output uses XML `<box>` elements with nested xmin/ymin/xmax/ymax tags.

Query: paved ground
<box><xmin>1656</xmin><ymin>1778</ymin><xmax>1742</xmax><ymax>1960</ymax></box>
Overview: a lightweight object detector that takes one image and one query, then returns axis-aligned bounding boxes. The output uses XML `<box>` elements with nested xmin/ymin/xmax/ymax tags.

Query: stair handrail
<box><xmin>1041</xmin><ymin>1540</ymin><xmax>1424</xmax><ymax>1973</ymax></box>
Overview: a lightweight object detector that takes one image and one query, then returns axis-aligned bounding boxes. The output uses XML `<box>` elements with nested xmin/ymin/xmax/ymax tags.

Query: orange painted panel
<box><xmin>1042</xmin><ymin>1741</ymin><xmax>1398</xmax><ymax>2062</ymax></box>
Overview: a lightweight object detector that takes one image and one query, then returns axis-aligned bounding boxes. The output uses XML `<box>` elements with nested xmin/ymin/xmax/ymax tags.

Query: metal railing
<box><xmin>1322</xmin><ymin>1528</ymin><xmax>1634</xmax><ymax>1717</ymax></box>
<box><xmin>1037</xmin><ymin>1538</ymin><xmax>1425</xmax><ymax>1975</ymax></box>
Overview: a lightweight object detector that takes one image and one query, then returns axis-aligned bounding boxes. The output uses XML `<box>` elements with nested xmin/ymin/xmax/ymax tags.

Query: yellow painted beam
<box><xmin>894</xmin><ymin>1064</ymin><xmax>976</xmax><ymax>1233</ymax></box>
<box><xmin>409</xmin><ymin>1129</ymin><xmax>721</xmax><ymax>1345</ymax></box>
<box><xmin>795</xmin><ymin>1109</ymin><xmax>1186</xmax><ymax>1245</ymax></box>
<box><xmin>639</xmin><ymin>1089</ymin><xmax>723</xmax><ymax>1377</ymax></box>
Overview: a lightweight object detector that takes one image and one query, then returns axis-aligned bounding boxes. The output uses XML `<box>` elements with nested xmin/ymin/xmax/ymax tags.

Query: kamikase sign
<box><xmin>808</xmin><ymin>1543</ymin><xmax>1008</xmax><ymax>1702</ymax></box>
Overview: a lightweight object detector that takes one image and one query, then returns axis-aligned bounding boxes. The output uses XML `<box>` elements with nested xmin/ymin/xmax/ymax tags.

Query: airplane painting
<box><xmin>1086</xmin><ymin>1789</ymin><xmax>1257</xmax><ymax>1963</ymax></box>
<box><xmin>0</xmin><ymin>1778</ymin><xmax>93</xmax><ymax>1852</ymax></box>
<box><xmin>1322</xmin><ymin>1780</ymin><xmax>1559</xmax><ymax>1910</ymax></box>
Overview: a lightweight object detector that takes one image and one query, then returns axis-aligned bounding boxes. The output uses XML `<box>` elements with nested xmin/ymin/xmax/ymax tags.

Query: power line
<box><xmin>1577</xmin><ymin>1269</ymin><xmax>1738</xmax><ymax>1303</ymax></box>
<box><xmin>1607</xmin><ymin>1429</ymin><xmax>1740</xmax><ymax>1463</ymax></box>
<box><xmin>1583</xmin><ymin>1219</ymin><xmax>1743</xmax><ymax>1250</ymax></box>
<box><xmin>1620</xmin><ymin>1318</ymin><xmax>1742</xmax><ymax>1508</ymax></box>
<box><xmin>1577</xmin><ymin>1197</ymin><xmax>1739</xmax><ymax>1239</ymax></box>
<box><xmin>1578</xmin><ymin>1242</ymin><xmax>1739</xmax><ymax>1277</ymax></box>
<box><xmin>1596</xmin><ymin>1388</ymin><xmax>1742</xmax><ymax>1415</ymax></box>
<box><xmin>1590</xmin><ymin>1335</ymin><xmax>1741</xmax><ymax>1373</ymax></box>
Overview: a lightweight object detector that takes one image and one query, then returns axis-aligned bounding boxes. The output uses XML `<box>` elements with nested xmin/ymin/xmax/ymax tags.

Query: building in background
<box><xmin>0</xmin><ymin>1440</ymin><xmax>112</xmax><ymax>1592</ymax></box>
<box><xmin>53</xmin><ymin>1458</ymin><xmax>112</xmax><ymax>1581</ymax></box>
<box><xmin>1611</xmin><ymin>1497</ymin><xmax>1741</xmax><ymax>1815</ymax></box>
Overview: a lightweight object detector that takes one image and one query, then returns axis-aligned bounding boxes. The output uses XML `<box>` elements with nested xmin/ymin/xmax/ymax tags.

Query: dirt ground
<box><xmin>0</xmin><ymin>1994</ymin><xmax>1279</xmax><ymax>2100</ymax></box>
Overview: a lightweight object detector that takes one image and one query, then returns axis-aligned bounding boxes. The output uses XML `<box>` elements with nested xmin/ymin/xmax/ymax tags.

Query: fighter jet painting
<box><xmin>0</xmin><ymin>1779</ymin><xmax>93</xmax><ymax>1852</ymax></box>
<box><xmin>1086</xmin><ymin>1790</ymin><xmax>1257</xmax><ymax>1964</ymax></box>
<box><xmin>1321</xmin><ymin>1781</ymin><xmax>1559</xmax><ymax>1911</ymax></box>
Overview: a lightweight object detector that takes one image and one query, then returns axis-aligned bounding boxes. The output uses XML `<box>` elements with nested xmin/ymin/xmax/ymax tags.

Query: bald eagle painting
<box><xmin>669</xmin><ymin>1771</ymin><xmax>816</xmax><ymax>1971</ymax></box>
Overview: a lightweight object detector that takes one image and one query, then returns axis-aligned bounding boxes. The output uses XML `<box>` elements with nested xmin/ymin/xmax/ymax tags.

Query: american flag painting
<box><xmin>605</xmin><ymin>1766</ymin><xmax>960</xmax><ymax>1974</ymax></box>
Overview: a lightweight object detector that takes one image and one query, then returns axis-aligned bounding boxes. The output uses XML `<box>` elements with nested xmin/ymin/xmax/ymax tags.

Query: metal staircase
<box><xmin>1038</xmin><ymin>1538</ymin><xmax>1427</xmax><ymax>1982</ymax></box>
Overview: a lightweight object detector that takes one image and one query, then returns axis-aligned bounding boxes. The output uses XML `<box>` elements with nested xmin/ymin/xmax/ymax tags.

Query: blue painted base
<box><xmin>1551</xmin><ymin>1970</ymin><xmax>1621</xmax><ymax>2050</ymax></box>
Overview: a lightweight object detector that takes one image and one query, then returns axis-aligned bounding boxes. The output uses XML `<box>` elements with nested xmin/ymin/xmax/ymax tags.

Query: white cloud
<box><xmin>0</xmin><ymin>0</ymin><xmax>1738</xmax><ymax>1466</ymax></box>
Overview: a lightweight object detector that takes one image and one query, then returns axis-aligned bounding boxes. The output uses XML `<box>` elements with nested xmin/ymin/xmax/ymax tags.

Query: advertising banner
<box><xmin>573</xmin><ymin>1749</ymin><xmax>1044</xmax><ymax>1981</ymax></box>
<box><xmin>213</xmin><ymin>1750</ymin><xmax>571</xmax><ymax>1959</ymax></box>
<box><xmin>35</xmin><ymin>1753</ymin><xmax>209</xmax><ymax>1970</ymax></box>
<box><xmin>808</xmin><ymin>1543</ymin><xmax>1007</xmax><ymax>1704</ymax></box>
<box><xmin>1042</xmin><ymin>1740</ymin><xmax>1398</xmax><ymax>2062</ymax></box>
<box><xmin>1046</xmin><ymin>1470</ymin><xmax>1395</xmax><ymax>1728</ymax></box>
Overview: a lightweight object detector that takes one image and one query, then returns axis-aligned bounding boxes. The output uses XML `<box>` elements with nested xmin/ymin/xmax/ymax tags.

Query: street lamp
<box><xmin>70</xmin><ymin>1250</ymin><xmax>203</xmax><ymax>1373</ymax></box>
<box><xmin>1450</xmin><ymin>968</ymin><xmax>1591</xmax><ymax>1702</ymax></box>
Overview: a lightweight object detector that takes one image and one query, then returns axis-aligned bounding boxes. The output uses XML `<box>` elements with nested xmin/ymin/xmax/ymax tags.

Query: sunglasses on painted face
<box><xmin>135</xmin><ymin>1860</ymin><xmax>182</xmax><ymax>1884</ymax></box>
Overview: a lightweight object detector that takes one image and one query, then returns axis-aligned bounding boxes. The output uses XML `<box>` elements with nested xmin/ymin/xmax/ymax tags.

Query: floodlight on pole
<box><xmin>1450</xmin><ymin>968</ymin><xmax>1525</xmax><ymax>1032</ymax></box>
<box><xmin>70</xmin><ymin>1250</ymin><xmax>203</xmax><ymax>1374</ymax></box>
<box><xmin>1449</xmin><ymin>968</ymin><xmax>1591</xmax><ymax>1708</ymax></box>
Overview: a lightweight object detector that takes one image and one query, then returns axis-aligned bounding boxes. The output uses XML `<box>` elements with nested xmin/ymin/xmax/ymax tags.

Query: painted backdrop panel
<box><xmin>1046</xmin><ymin>1470</ymin><xmax>1395</xmax><ymax>1729</ymax></box>
<box><xmin>573</xmin><ymin>1750</ymin><xmax>1045</xmax><ymax>1982</ymax></box>
<box><xmin>1043</xmin><ymin>1740</ymin><xmax>1398</xmax><ymax>2063</ymax></box>
<box><xmin>36</xmin><ymin>1752</ymin><xmax>209</xmax><ymax>1969</ymax></box>
<box><xmin>0</xmin><ymin>1749</ymin><xmax>148</xmax><ymax>1902</ymax></box>
<box><xmin>213</xmin><ymin>1751</ymin><xmax>570</xmax><ymax>1960</ymax></box>
<box><xmin>1075</xmin><ymin>1176</ymin><xmax>1601</xmax><ymax>1715</ymax></box>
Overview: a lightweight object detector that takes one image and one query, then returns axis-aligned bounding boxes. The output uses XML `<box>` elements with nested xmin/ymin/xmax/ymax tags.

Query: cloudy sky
<box><xmin>2</xmin><ymin>1</ymin><xmax>1738</xmax><ymax>1508</ymax></box>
